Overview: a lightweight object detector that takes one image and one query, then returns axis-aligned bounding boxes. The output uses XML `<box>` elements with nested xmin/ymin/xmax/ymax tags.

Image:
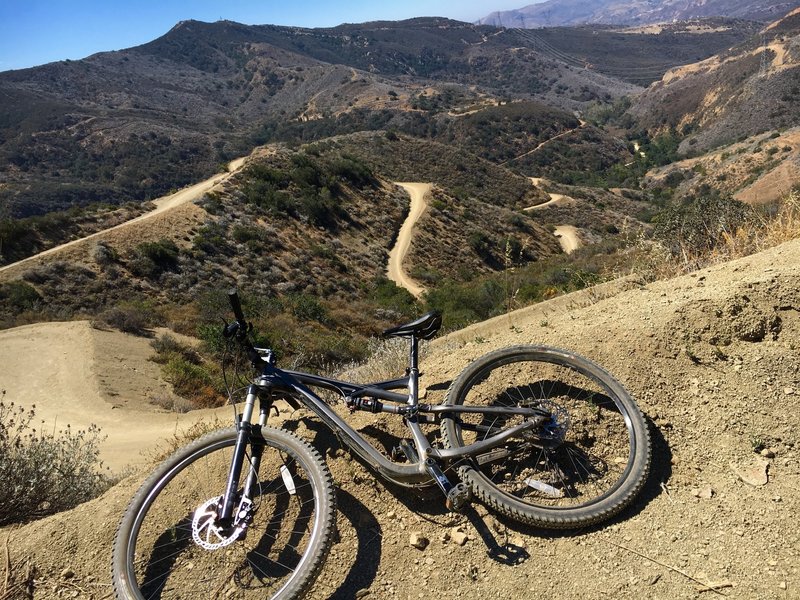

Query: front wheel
<box><xmin>441</xmin><ymin>345</ymin><xmax>650</xmax><ymax>528</ymax></box>
<box><xmin>112</xmin><ymin>426</ymin><xmax>335</xmax><ymax>599</ymax></box>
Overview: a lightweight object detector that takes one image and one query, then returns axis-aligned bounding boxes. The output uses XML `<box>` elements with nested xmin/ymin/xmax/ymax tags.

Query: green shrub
<box><xmin>289</xmin><ymin>293</ymin><xmax>328</xmax><ymax>323</ymax></box>
<box><xmin>129</xmin><ymin>238</ymin><xmax>180</xmax><ymax>278</ymax></box>
<box><xmin>0</xmin><ymin>281</ymin><xmax>41</xmax><ymax>311</ymax></box>
<box><xmin>150</xmin><ymin>334</ymin><xmax>223</xmax><ymax>408</ymax></box>
<box><xmin>97</xmin><ymin>301</ymin><xmax>159</xmax><ymax>335</ymax></box>
<box><xmin>0</xmin><ymin>393</ymin><xmax>110</xmax><ymax>525</ymax></box>
<box><xmin>653</xmin><ymin>188</ymin><xmax>750</xmax><ymax>255</ymax></box>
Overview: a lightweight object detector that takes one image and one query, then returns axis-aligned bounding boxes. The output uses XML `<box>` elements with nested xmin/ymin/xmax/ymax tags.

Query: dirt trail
<box><xmin>0</xmin><ymin>156</ymin><xmax>248</xmax><ymax>277</ymax></box>
<box><xmin>524</xmin><ymin>177</ymin><xmax>583</xmax><ymax>253</ymax></box>
<box><xmin>553</xmin><ymin>225</ymin><xmax>581</xmax><ymax>254</ymax></box>
<box><xmin>499</xmin><ymin>122</ymin><xmax>585</xmax><ymax>166</ymax></box>
<box><xmin>387</xmin><ymin>182</ymin><xmax>431</xmax><ymax>298</ymax></box>
<box><xmin>3</xmin><ymin>239</ymin><xmax>800</xmax><ymax>599</ymax></box>
<box><xmin>0</xmin><ymin>321</ymin><xmax>229</xmax><ymax>472</ymax></box>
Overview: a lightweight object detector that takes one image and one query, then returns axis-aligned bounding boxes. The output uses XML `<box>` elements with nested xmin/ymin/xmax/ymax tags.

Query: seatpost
<box><xmin>407</xmin><ymin>335</ymin><xmax>419</xmax><ymax>407</ymax></box>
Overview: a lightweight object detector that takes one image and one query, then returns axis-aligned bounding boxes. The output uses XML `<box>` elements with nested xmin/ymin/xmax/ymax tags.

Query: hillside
<box><xmin>0</xmin><ymin>125</ymin><xmax>659</xmax><ymax>369</ymax></box>
<box><xmin>2</xmin><ymin>237</ymin><xmax>799</xmax><ymax>599</ymax></box>
<box><xmin>627</xmin><ymin>8</ymin><xmax>800</xmax><ymax>154</ymax></box>
<box><xmin>479</xmin><ymin>0</ymin><xmax>800</xmax><ymax>27</ymax></box>
<box><xmin>642</xmin><ymin>126</ymin><xmax>800</xmax><ymax>205</ymax></box>
<box><xmin>1</xmin><ymin>14</ymin><xmax>756</xmax><ymax>221</ymax></box>
<box><xmin>0</xmin><ymin>17</ymin><xmax>640</xmax><ymax>219</ymax></box>
<box><xmin>511</xmin><ymin>20</ymin><xmax>763</xmax><ymax>85</ymax></box>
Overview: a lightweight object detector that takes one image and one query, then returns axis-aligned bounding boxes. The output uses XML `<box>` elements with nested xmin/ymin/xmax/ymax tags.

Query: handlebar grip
<box><xmin>227</xmin><ymin>289</ymin><xmax>246</xmax><ymax>323</ymax></box>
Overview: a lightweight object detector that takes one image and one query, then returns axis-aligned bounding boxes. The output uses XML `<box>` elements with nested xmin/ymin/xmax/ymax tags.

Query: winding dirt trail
<box><xmin>499</xmin><ymin>121</ymin><xmax>585</xmax><ymax>166</ymax></box>
<box><xmin>553</xmin><ymin>225</ymin><xmax>581</xmax><ymax>254</ymax></box>
<box><xmin>524</xmin><ymin>177</ymin><xmax>582</xmax><ymax>253</ymax></box>
<box><xmin>387</xmin><ymin>182</ymin><xmax>431</xmax><ymax>298</ymax></box>
<box><xmin>0</xmin><ymin>156</ymin><xmax>248</xmax><ymax>276</ymax></box>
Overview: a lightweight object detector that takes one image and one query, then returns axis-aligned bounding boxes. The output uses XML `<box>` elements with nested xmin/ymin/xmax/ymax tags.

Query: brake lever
<box><xmin>222</xmin><ymin>320</ymin><xmax>239</xmax><ymax>339</ymax></box>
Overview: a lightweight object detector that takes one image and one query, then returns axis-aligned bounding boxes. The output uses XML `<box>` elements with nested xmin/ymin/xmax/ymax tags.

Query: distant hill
<box><xmin>478</xmin><ymin>0</ymin><xmax>800</xmax><ymax>27</ymax></box>
<box><xmin>508</xmin><ymin>19</ymin><xmax>762</xmax><ymax>85</ymax></box>
<box><xmin>0</xmin><ymin>13</ymin><xmax>752</xmax><ymax>219</ymax></box>
<box><xmin>0</xmin><ymin>17</ymin><xmax>638</xmax><ymax>218</ymax></box>
<box><xmin>627</xmin><ymin>8</ymin><xmax>800</xmax><ymax>154</ymax></box>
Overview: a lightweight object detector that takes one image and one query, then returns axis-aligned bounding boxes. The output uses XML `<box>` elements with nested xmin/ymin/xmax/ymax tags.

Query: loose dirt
<box><xmin>3</xmin><ymin>238</ymin><xmax>800</xmax><ymax>599</ymax></box>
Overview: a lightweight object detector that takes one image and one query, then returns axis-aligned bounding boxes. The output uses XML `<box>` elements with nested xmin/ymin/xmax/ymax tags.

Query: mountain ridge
<box><xmin>479</xmin><ymin>0</ymin><xmax>800</xmax><ymax>28</ymax></box>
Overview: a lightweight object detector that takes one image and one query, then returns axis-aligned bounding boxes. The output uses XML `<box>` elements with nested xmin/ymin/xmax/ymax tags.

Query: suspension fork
<box><xmin>219</xmin><ymin>384</ymin><xmax>263</xmax><ymax>524</ymax></box>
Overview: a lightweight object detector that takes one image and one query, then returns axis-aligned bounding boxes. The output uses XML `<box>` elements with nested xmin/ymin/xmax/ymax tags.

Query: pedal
<box><xmin>424</xmin><ymin>458</ymin><xmax>471</xmax><ymax>512</ymax></box>
<box><xmin>445</xmin><ymin>482</ymin><xmax>471</xmax><ymax>512</ymax></box>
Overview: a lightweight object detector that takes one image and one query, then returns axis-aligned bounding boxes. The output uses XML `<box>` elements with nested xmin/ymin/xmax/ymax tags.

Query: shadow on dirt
<box><xmin>328</xmin><ymin>488</ymin><xmax>383</xmax><ymax>600</ymax></box>
<box><xmin>282</xmin><ymin>409</ymin><xmax>671</xmax><ymax>575</ymax></box>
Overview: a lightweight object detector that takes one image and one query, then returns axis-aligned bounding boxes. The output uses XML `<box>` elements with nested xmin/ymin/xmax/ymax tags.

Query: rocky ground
<box><xmin>2</xmin><ymin>238</ymin><xmax>800</xmax><ymax>599</ymax></box>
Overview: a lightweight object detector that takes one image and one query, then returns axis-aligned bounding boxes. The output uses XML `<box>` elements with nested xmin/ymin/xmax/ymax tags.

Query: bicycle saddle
<box><xmin>382</xmin><ymin>311</ymin><xmax>442</xmax><ymax>340</ymax></box>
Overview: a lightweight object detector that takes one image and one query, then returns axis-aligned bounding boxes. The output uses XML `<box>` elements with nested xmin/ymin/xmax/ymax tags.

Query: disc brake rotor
<box><xmin>191</xmin><ymin>496</ymin><xmax>251</xmax><ymax>550</ymax></box>
<box><xmin>529</xmin><ymin>399</ymin><xmax>569</xmax><ymax>445</ymax></box>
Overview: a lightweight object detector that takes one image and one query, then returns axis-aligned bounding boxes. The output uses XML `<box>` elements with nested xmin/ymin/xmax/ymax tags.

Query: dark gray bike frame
<box><xmin>237</xmin><ymin>346</ymin><xmax>545</xmax><ymax>487</ymax></box>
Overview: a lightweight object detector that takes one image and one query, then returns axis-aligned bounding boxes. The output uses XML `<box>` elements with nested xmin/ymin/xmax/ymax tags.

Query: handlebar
<box><xmin>224</xmin><ymin>289</ymin><xmax>250</xmax><ymax>341</ymax></box>
<box><xmin>228</xmin><ymin>289</ymin><xmax>246</xmax><ymax>323</ymax></box>
<box><xmin>223</xmin><ymin>289</ymin><xmax>268</xmax><ymax>365</ymax></box>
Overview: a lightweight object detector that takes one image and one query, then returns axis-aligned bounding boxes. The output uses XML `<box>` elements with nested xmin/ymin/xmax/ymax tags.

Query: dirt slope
<box><xmin>0</xmin><ymin>155</ymin><xmax>248</xmax><ymax>282</ymax></box>
<box><xmin>3</xmin><ymin>239</ymin><xmax>800</xmax><ymax>599</ymax></box>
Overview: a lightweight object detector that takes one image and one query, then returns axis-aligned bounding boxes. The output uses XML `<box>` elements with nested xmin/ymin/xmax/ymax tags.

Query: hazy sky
<box><xmin>0</xmin><ymin>1</ymin><xmax>534</xmax><ymax>72</ymax></box>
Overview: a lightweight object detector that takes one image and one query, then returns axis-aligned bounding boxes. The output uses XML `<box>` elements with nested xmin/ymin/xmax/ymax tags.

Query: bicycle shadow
<box><xmin>327</xmin><ymin>489</ymin><xmax>383</xmax><ymax>600</ymax></box>
<box><xmin>282</xmin><ymin>409</ymin><xmax>670</xmax><ymax>570</ymax></box>
<box><xmin>488</xmin><ymin>416</ymin><xmax>672</xmax><ymax>541</ymax></box>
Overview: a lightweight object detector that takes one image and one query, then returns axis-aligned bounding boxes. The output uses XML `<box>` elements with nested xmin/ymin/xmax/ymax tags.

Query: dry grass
<box><xmin>336</xmin><ymin>337</ymin><xmax>421</xmax><ymax>384</ymax></box>
<box><xmin>630</xmin><ymin>189</ymin><xmax>800</xmax><ymax>280</ymax></box>
<box><xmin>1</xmin><ymin>538</ymin><xmax>33</xmax><ymax>600</ymax></box>
<box><xmin>146</xmin><ymin>415</ymin><xmax>227</xmax><ymax>463</ymax></box>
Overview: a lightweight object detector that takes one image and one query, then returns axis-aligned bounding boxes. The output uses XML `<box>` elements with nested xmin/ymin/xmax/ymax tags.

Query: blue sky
<box><xmin>0</xmin><ymin>1</ymin><xmax>534</xmax><ymax>72</ymax></box>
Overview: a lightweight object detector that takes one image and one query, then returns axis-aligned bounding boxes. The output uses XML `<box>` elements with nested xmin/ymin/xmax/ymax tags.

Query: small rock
<box><xmin>734</xmin><ymin>458</ymin><xmax>770</xmax><ymax>486</ymax></box>
<box><xmin>698</xmin><ymin>485</ymin><xmax>714</xmax><ymax>499</ymax></box>
<box><xmin>649</xmin><ymin>574</ymin><xmax>662</xmax><ymax>586</ymax></box>
<box><xmin>761</xmin><ymin>448</ymin><xmax>776</xmax><ymax>459</ymax></box>
<box><xmin>784</xmin><ymin>387</ymin><xmax>795</xmax><ymax>396</ymax></box>
<box><xmin>409</xmin><ymin>532</ymin><xmax>429</xmax><ymax>550</ymax></box>
<box><xmin>510</xmin><ymin>536</ymin><xmax>526</xmax><ymax>548</ymax></box>
<box><xmin>451</xmin><ymin>530</ymin><xmax>469</xmax><ymax>546</ymax></box>
<box><xmin>60</xmin><ymin>568</ymin><xmax>75</xmax><ymax>580</ymax></box>
<box><xmin>386</xmin><ymin>510</ymin><xmax>396</xmax><ymax>520</ymax></box>
<box><xmin>779</xmin><ymin>581</ymin><xmax>787</xmax><ymax>590</ymax></box>
<box><xmin>355</xmin><ymin>589</ymin><xmax>371</xmax><ymax>598</ymax></box>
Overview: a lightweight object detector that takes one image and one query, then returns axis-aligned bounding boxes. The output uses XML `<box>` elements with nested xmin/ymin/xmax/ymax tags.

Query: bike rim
<box><xmin>452</xmin><ymin>352</ymin><xmax>637</xmax><ymax>510</ymax></box>
<box><xmin>124</xmin><ymin>435</ymin><xmax>324</xmax><ymax>599</ymax></box>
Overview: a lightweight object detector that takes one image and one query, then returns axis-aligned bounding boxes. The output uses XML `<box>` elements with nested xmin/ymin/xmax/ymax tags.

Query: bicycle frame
<box><xmin>213</xmin><ymin>285</ymin><xmax>556</xmax><ymax>521</ymax></box>
<box><xmin>217</xmin><ymin>333</ymin><xmax>549</xmax><ymax>523</ymax></box>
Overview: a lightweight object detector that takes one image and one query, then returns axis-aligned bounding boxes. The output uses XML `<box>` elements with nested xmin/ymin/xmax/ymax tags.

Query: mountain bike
<box><xmin>112</xmin><ymin>290</ymin><xmax>651</xmax><ymax>599</ymax></box>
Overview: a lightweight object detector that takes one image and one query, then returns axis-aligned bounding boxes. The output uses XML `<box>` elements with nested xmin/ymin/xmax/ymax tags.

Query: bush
<box><xmin>0</xmin><ymin>392</ymin><xmax>110</xmax><ymax>525</ymax></box>
<box><xmin>653</xmin><ymin>188</ymin><xmax>750</xmax><ymax>255</ymax></box>
<box><xmin>129</xmin><ymin>238</ymin><xmax>180</xmax><ymax>278</ymax></box>
<box><xmin>151</xmin><ymin>334</ymin><xmax>224</xmax><ymax>408</ymax></box>
<box><xmin>97</xmin><ymin>301</ymin><xmax>159</xmax><ymax>336</ymax></box>
<box><xmin>0</xmin><ymin>280</ymin><xmax>41</xmax><ymax>311</ymax></box>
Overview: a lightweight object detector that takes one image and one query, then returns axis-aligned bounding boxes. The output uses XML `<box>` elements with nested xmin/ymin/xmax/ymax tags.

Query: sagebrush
<box><xmin>0</xmin><ymin>392</ymin><xmax>111</xmax><ymax>526</ymax></box>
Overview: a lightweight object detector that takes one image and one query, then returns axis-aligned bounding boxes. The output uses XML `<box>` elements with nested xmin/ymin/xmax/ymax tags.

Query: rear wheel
<box><xmin>112</xmin><ymin>426</ymin><xmax>335</xmax><ymax>599</ymax></box>
<box><xmin>441</xmin><ymin>345</ymin><xmax>650</xmax><ymax>528</ymax></box>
